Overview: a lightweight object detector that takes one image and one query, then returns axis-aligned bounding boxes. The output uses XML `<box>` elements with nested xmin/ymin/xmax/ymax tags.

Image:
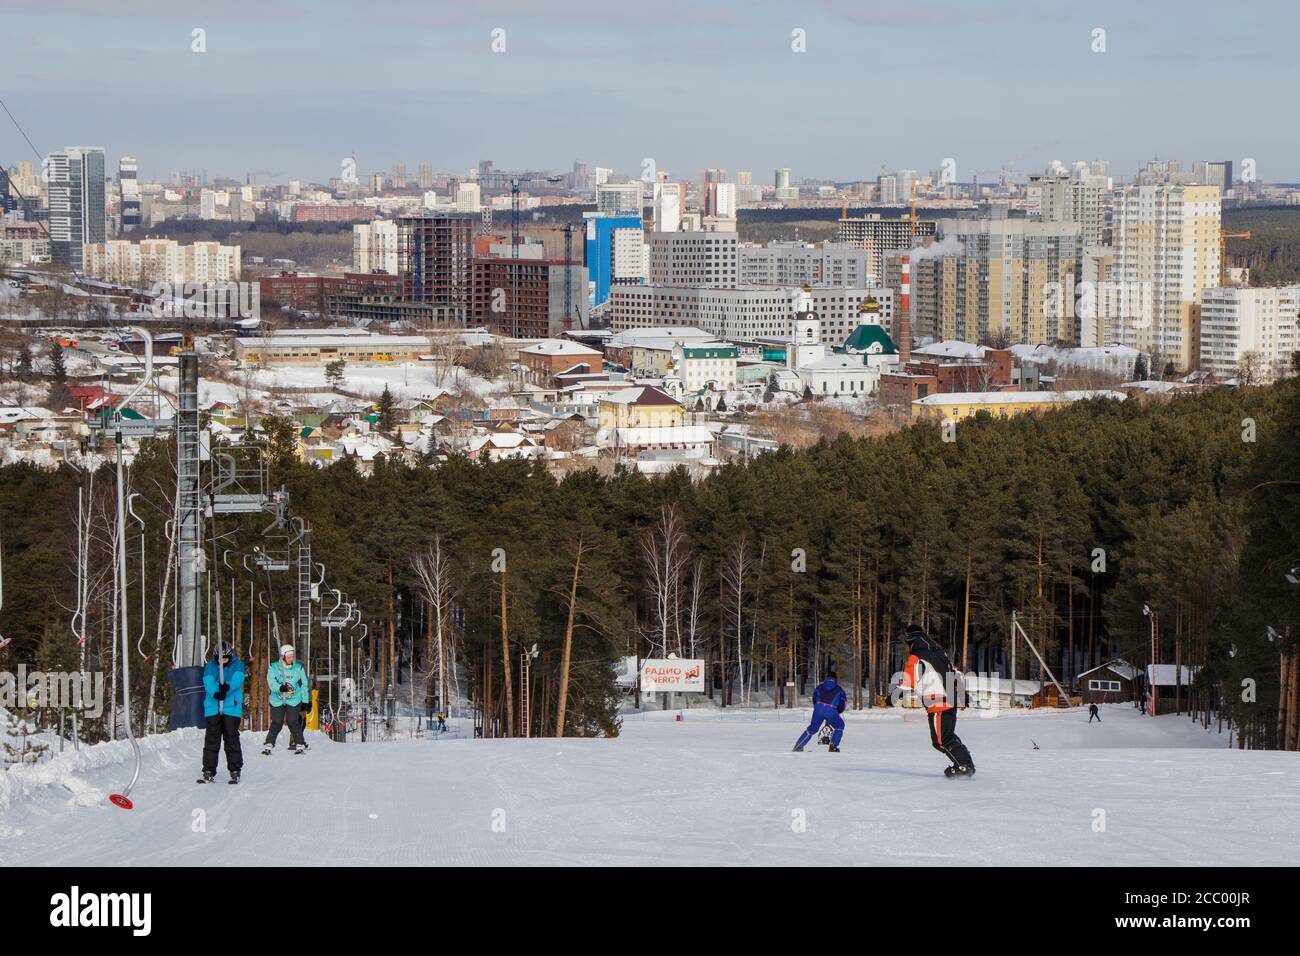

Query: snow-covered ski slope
<box><xmin>2</xmin><ymin>704</ymin><xmax>1295</xmax><ymax>866</ymax></box>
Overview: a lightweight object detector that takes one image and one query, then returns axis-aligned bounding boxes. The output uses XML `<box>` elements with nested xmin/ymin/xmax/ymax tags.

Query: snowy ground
<box><xmin>1</xmin><ymin>704</ymin><xmax>1295</xmax><ymax>867</ymax></box>
<box><xmin>249</xmin><ymin>363</ymin><xmax>504</xmax><ymax>402</ymax></box>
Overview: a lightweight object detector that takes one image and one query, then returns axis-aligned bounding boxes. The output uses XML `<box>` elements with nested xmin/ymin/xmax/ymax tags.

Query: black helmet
<box><xmin>903</xmin><ymin>624</ymin><xmax>929</xmax><ymax>646</ymax></box>
<box><xmin>214</xmin><ymin>640</ymin><xmax>234</xmax><ymax>661</ymax></box>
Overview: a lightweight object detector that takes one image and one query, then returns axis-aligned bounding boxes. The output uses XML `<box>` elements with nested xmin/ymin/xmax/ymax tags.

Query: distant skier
<box><xmin>436</xmin><ymin>711</ymin><xmax>447</xmax><ymax>733</ymax></box>
<box><xmin>897</xmin><ymin>624</ymin><xmax>975</xmax><ymax>777</ymax></box>
<box><xmin>263</xmin><ymin>644</ymin><xmax>310</xmax><ymax>755</ymax></box>
<box><xmin>200</xmin><ymin>641</ymin><xmax>245</xmax><ymax>784</ymax></box>
<box><xmin>1089</xmin><ymin>703</ymin><xmax>1101</xmax><ymax>723</ymax></box>
<box><xmin>793</xmin><ymin>673</ymin><xmax>847</xmax><ymax>752</ymax></box>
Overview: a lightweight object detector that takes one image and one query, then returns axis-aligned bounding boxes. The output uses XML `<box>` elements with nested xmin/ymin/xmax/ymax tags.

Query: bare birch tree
<box><xmin>721</xmin><ymin>533</ymin><xmax>752</xmax><ymax>707</ymax></box>
<box><xmin>639</xmin><ymin>504</ymin><xmax>691</xmax><ymax>659</ymax></box>
<box><xmin>411</xmin><ymin>536</ymin><xmax>456</xmax><ymax>718</ymax></box>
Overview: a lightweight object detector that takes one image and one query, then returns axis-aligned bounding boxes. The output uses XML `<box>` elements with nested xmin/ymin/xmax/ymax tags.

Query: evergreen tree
<box><xmin>377</xmin><ymin>384</ymin><xmax>397</xmax><ymax>431</ymax></box>
<box><xmin>15</xmin><ymin>346</ymin><xmax>32</xmax><ymax>381</ymax></box>
<box><xmin>1133</xmin><ymin>354</ymin><xmax>1149</xmax><ymax>380</ymax></box>
<box><xmin>47</xmin><ymin>340</ymin><xmax>71</xmax><ymax>410</ymax></box>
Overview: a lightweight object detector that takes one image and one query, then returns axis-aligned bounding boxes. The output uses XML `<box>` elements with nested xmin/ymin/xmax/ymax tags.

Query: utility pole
<box><xmin>1147</xmin><ymin>605</ymin><xmax>1158</xmax><ymax>718</ymax></box>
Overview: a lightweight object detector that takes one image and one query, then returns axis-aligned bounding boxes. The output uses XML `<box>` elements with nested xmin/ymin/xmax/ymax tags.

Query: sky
<box><xmin>4</xmin><ymin>0</ymin><xmax>1298</xmax><ymax>186</ymax></box>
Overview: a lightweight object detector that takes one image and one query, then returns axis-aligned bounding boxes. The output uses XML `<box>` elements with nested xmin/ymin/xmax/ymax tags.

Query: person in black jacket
<box><xmin>898</xmin><ymin>624</ymin><xmax>975</xmax><ymax>777</ymax></box>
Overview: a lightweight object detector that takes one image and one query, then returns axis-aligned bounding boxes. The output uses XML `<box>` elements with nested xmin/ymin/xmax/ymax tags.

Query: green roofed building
<box><xmin>842</xmin><ymin>324</ymin><xmax>898</xmax><ymax>360</ymax></box>
<box><xmin>674</xmin><ymin>341</ymin><xmax>740</xmax><ymax>394</ymax></box>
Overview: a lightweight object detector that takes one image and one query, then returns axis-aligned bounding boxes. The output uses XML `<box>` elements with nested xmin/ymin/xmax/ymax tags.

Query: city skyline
<box><xmin>5</xmin><ymin>0</ymin><xmax>1299</xmax><ymax>183</ymax></box>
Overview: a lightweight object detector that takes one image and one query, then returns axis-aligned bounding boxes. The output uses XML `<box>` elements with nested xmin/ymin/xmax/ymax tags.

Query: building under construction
<box><xmin>398</xmin><ymin>213</ymin><xmax>476</xmax><ymax>324</ymax></box>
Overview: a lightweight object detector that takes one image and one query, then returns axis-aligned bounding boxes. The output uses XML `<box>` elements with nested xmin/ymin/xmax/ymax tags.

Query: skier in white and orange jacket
<box><xmin>898</xmin><ymin>624</ymin><xmax>975</xmax><ymax>777</ymax></box>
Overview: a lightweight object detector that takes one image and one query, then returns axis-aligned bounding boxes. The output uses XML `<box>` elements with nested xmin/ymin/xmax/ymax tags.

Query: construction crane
<box><xmin>511</xmin><ymin>178</ymin><xmax>520</xmax><ymax>337</ymax></box>
<box><xmin>545</xmin><ymin>174</ymin><xmax>575</xmax><ymax>331</ymax></box>
<box><xmin>1220</xmin><ymin>229</ymin><xmax>1251</xmax><ymax>286</ymax></box>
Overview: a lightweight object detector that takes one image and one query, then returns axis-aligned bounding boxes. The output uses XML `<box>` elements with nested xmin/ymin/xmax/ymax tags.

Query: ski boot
<box><xmin>792</xmin><ymin>744</ymin><xmax>805</xmax><ymax>752</ymax></box>
<box><xmin>261</xmin><ymin>744</ymin><xmax>273</xmax><ymax>756</ymax></box>
<box><xmin>197</xmin><ymin>770</ymin><xmax>216</xmax><ymax>784</ymax></box>
<box><xmin>828</xmin><ymin>744</ymin><xmax>840</xmax><ymax>753</ymax></box>
<box><xmin>292</xmin><ymin>744</ymin><xmax>306</xmax><ymax>755</ymax></box>
<box><xmin>228</xmin><ymin>770</ymin><xmax>241</xmax><ymax>785</ymax></box>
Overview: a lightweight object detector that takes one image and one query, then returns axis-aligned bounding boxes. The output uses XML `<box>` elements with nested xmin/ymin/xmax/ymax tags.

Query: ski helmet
<box><xmin>215</xmin><ymin>640</ymin><xmax>234</xmax><ymax>661</ymax></box>
<box><xmin>280</xmin><ymin>643</ymin><xmax>296</xmax><ymax>659</ymax></box>
<box><xmin>904</xmin><ymin>624</ymin><xmax>929</xmax><ymax>647</ymax></box>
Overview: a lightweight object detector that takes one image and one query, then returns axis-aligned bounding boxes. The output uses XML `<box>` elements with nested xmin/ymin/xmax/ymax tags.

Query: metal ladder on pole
<box><xmin>519</xmin><ymin>650</ymin><xmax>530</xmax><ymax>739</ymax></box>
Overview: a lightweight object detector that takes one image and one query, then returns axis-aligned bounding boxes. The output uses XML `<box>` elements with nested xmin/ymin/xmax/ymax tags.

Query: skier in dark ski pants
<box><xmin>898</xmin><ymin>625</ymin><xmax>975</xmax><ymax>777</ymax></box>
<box><xmin>1089</xmin><ymin>703</ymin><xmax>1101</xmax><ymax>723</ymax></box>
<box><xmin>264</xmin><ymin>644</ymin><xmax>310</xmax><ymax>754</ymax></box>
<box><xmin>794</xmin><ymin>675</ymin><xmax>848</xmax><ymax>752</ymax></box>
<box><xmin>201</xmin><ymin>641</ymin><xmax>245</xmax><ymax>783</ymax></box>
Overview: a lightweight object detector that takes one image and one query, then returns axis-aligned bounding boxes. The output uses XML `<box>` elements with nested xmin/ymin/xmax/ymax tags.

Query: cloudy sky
<box><xmin>4</xmin><ymin>0</ymin><xmax>1296</xmax><ymax>185</ymax></box>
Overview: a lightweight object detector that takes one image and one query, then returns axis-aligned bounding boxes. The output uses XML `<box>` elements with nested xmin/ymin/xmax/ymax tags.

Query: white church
<box><xmin>786</xmin><ymin>288</ymin><xmax>898</xmax><ymax>398</ymax></box>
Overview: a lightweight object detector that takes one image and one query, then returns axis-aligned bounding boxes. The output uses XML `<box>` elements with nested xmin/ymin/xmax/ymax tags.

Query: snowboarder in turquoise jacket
<box><xmin>264</xmin><ymin>644</ymin><xmax>309</xmax><ymax>753</ymax></box>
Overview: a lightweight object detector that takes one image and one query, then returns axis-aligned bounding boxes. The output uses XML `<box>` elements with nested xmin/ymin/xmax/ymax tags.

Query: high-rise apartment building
<box><xmin>119</xmin><ymin>156</ymin><xmax>141</xmax><ymax>232</ymax></box>
<box><xmin>1026</xmin><ymin>173</ymin><xmax>1109</xmax><ymax>247</ymax></box>
<box><xmin>835</xmin><ymin>213</ymin><xmax>936</xmax><ymax>285</ymax></box>
<box><xmin>1199</xmin><ymin>286</ymin><xmax>1299</xmax><ymax>382</ymax></box>
<box><xmin>353</xmin><ymin>219</ymin><xmax>400</xmax><ymax>273</ymax></box>
<box><xmin>47</xmin><ymin>146</ymin><xmax>106</xmax><ymax>271</ymax></box>
<box><xmin>471</xmin><ymin>240</ymin><xmax>589</xmax><ymax>337</ymax></box>
<box><xmin>647</xmin><ymin>231</ymin><xmax>737</xmax><ymax>287</ymax></box>
<box><xmin>652</xmin><ymin>182</ymin><xmax>682</xmax><ymax>232</ymax></box>
<box><xmin>596</xmin><ymin>181</ymin><xmax>642</xmax><ymax>215</ymax></box>
<box><xmin>1111</xmin><ymin>183</ymin><xmax>1221</xmax><ymax>371</ymax></box>
<box><xmin>904</xmin><ymin>210</ymin><xmax>1081</xmax><ymax>345</ymax></box>
<box><xmin>738</xmin><ymin>241</ymin><xmax>872</xmax><ymax>288</ymax></box>
<box><xmin>774</xmin><ymin>167</ymin><xmax>798</xmax><ymax>202</ymax></box>
<box><xmin>397</xmin><ymin>213</ymin><xmax>476</xmax><ymax>323</ymax></box>
<box><xmin>584</xmin><ymin>212</ymin><xmax>643</xmax><ymax>306</ymax></box>
<box><xmin>455</xmin><ymin>182</ymin><xmax>482</xmax><ymax>213</ymax></box>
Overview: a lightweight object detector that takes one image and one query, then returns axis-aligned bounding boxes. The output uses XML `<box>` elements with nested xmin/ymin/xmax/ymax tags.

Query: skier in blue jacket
<box><xmin>263</xmin><ymin>644</ymin><xmax>310</xmax><ymax>755</ymax></box>
<box><xmin>201</xmin><ymin>641</ymin><xmax>245</xmax><ymax>783</ymax></box>
<box><xmin>793</xmin><ymin>673</ymin><xmax>848</xmax><ymax>752</ymax></box>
